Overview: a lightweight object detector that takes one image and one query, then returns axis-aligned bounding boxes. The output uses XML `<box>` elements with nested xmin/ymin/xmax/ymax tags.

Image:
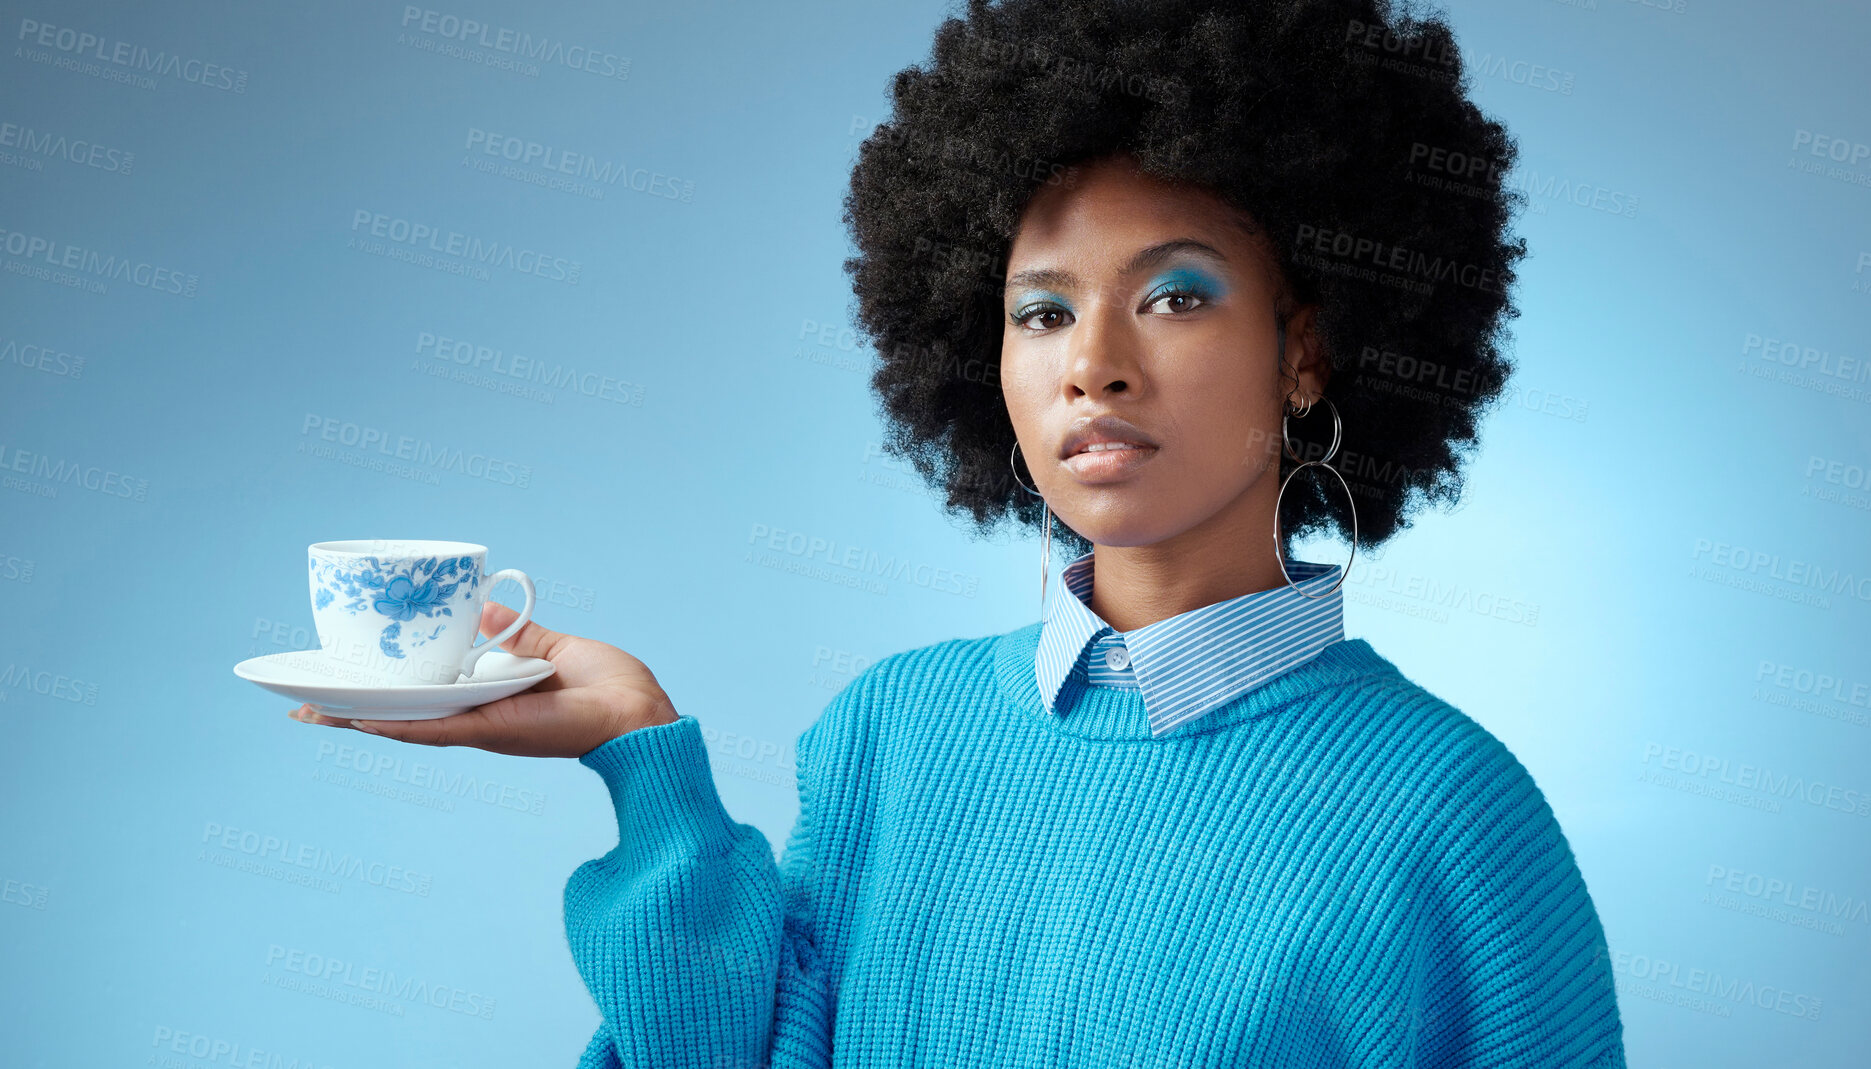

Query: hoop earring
<box><xmin>1010</xmin><ymin>439</ymin><xmax>1052</xmax><ymax>621</ymax></box>
<box><xmin>1274</xmin><ymin>312</ymin><xmax>1354</xmax><ymax>596</ymax></box>
<box><xmin>1273</xmin><ymin>395</ymin><xmax>1356</xmax><ymax>598</ymax></box>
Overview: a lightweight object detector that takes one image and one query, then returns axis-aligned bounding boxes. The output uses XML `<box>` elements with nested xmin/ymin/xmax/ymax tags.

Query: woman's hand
<box><xmin>287</xmin><ymin>601</ymin><xmax>679</xmax><ymax>758</ymax></box>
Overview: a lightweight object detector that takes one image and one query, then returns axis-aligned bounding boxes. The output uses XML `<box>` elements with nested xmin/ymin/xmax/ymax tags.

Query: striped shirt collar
<box><xmin>1034</xmin><ymin>549</ymin><xmax>1346</xmax><ymax>737</ymax></box>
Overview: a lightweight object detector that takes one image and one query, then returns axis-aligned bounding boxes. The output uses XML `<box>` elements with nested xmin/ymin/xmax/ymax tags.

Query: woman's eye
<box><xmin>1012</xmin><ymin>306</ymin><xmax>1071</xmax><ymax>331</ymax></box>
<box><xmin>1145</xmin><ymin>287</ymin><xmax>1207</xmax><ymax>315</ymax></box>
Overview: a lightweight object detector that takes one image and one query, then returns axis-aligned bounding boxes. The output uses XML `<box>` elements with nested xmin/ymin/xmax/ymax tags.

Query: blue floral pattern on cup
<box><xmin>375</xmin><ymin>575</ymin><xmax>449</xmax><ymax>620</ymax></box>
<box><xmin>308</xmin><ymin>554</ymin><xmax>480</xmax><ymax>661</ymax></box>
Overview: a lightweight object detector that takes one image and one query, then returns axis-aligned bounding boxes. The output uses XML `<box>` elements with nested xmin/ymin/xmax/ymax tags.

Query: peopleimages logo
<box><xmin>1640</xmin><ymin>742</ymin><xmax>1870</xmax><ymax>818</ymax></box>
<box><xmin>1291</xmin><ymin>222</ymin><xmax>1503</xmax><ymax>296</ymax></box>
<box><xmin>0</xmin><ymin>441</ymin><xmax>150</xmax><ymax>500</ymax></box>
<box><xmin>1704</xmin><ymin>864</ymin><xmax>1870</xmax><ymax>928</ymax></box>
<box><xmin>397</xmin><ymin>7</ymin><xmax>630</xmax><ymax>81</ymax></box>
<box><xmin>463</xmin><ymin>128</ymin><xmax>693</xmax><ymax>201</ymax></box>
<box><xmin>298</xmin><ymin>413</ymin><xmax>533</xmax><ymax>489</ymax></box>
<box><xmin>1753</xmin><ymin>659</ymin><xmax>1871</xmax><ymax>728</ymax></box>
<box><xmin>264</xmin><ymin>944</ymin><xmax>497</xmax><ymax>1020</ymax></box>
<box><xmin>1791</xmin><ymin>129</ymin><xmax>1870</xmax><ymax>168</ymax></box>
<box><xmin>15</xmin><ymin>17</ymin><xmax>249</xmax><ymax>92</ymax></box>
<box><xmin>0</xmin><ymin>334</ymin><xmax>87</xmax><ymax>378</ymax></box>
<box><xmin>314</xmin><ymin>739</ymin><xmax>546</xmax><ymax>816</ymax></box>
<box><xmin>199</xmin><ymin>821</ymin><xmax>434</xmax><ymax>897</ymax></box>
<box><xmin>0</xmin><ymin>117</ymin><xmax>134</xmax><ymax>174</ymax></box>
<box><xmin>1690</xmin><ymin>537</ymin><xmax>1871</xmax><ymax>605</ymax></box>
<box><xmin>415</xmin><ymin>331</ymin><xmax>646</xmax><ymax>406</ymax></box>
<box><xmin>348</xmin><ymin>210</ymin><xmax>581</xmax><ymax>284</ymax></box>
<box><xmin>1507</xmin><ymin>168</ymin><xmax>1640</xmax><ymax>219</ymax></box>
<box><xmin>1471</xmin><ymin>52</ymin><xmax>1575</xmax><ymax>95</ymax></box>
<box><xmin>0</xmin><ymin>663</ymin><xmax>98</xmax><ymax>705</ymax></box>
<box><xmin>0</xmin><ymin>224</ymin><xmax>199</xmax><ymax>296</ymax></box>
<box><xmin>1742</xmin><ymin>333</ymin><xmax>1870</xmax><ymax>384</ymax></box>
<box><xmin>149</xmin><ymin>1026</ymin><xmax>333</xmax><ymax>1069</ymax></box>
<box><xmin>1603</xmin><ymin>948</ymin><xmax>1823</xmax><ymax>1021</ymax></box>
<box><xmin>745</xmin><ymin>522</ymin><xmax>982</xmax><ymax>598</ymax></box>
<box><xmin>1343</xmin><ymin>19</ymin><xmax>1458</xmax><ymax>79</ymax></box>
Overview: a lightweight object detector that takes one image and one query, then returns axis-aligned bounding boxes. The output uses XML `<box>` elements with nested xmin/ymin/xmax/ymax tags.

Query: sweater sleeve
<box><xmin>1415</xmin><ymin>730</ymin><xmax>1627</xmax><ymax>1069</ymax></box>
<box><xmin>562</xmin><ymin>682</ymin><xmax>864</xmax><ymax>1069</ymax></box>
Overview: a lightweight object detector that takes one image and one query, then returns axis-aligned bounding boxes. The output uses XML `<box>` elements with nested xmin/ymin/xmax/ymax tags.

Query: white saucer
<box><xmin>234</xmin><ymin>648</ymin><xmax>557</xmax><ymax>720</ymax></box>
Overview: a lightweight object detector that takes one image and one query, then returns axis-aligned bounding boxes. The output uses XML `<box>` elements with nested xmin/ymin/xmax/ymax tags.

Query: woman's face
<box><xmin>999</xmin><ymin>154</ymin><xmax>1325</xmax><ymax>550</ymax></box>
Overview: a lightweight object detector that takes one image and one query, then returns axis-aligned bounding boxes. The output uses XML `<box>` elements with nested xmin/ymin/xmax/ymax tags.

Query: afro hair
<box><xmin>842</xmin><ymin>0</ymin><xmax>1528</xmax><ymax>559</ymax></box>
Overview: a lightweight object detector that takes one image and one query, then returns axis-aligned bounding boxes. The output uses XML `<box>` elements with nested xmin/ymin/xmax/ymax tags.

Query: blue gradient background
<box><xmin>2</xmin><ymin>0</ymin><xmax>1868</xmax><ymax>1065</ymax></box>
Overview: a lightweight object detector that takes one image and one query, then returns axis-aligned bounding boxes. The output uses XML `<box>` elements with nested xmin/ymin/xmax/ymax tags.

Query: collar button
<box><xmin>1104</xmin><ymin>645</ymin><xmax>1129</xmax><ymax>670</ymax></box>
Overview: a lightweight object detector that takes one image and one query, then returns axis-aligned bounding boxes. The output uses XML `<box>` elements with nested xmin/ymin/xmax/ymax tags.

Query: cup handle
<box><xmin>458</xmin><ymin>568</ymin><xmax>537</xmax><ymax>679</ymax></box>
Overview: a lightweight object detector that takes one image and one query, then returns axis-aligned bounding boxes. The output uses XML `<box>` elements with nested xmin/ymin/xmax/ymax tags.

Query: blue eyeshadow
<box><xmin>1149</xmin><ymin>267</ymin><xmax>1225</xmax><ymax>296</ymax></box>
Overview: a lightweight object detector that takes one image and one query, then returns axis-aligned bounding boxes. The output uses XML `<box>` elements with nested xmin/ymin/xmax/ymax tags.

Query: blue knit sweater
<box><xmin>564</xmin><ymin>623</ymin><xmax>1626</xmax><ymax>1068</ymax></box>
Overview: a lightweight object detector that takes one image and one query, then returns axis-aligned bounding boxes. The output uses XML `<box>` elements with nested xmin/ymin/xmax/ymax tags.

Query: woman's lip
<box><xmin>1063</xmin><ymin>444</ymin><xmax>1158</xmax><ymax>482</ymax></box>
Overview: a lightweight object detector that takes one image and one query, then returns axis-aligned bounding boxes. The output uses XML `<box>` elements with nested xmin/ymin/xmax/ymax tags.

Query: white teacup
<box><xmin>307</xmin><ymin>539</ymin><xmax>537</xmax><ymax>687</ymax></box>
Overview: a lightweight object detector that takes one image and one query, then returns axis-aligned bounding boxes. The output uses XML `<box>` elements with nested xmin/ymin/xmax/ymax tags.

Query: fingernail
<box><xmin>349</xmin><ymin>720</ymin><xmax>381</xmax><ymax>734</ymax></box>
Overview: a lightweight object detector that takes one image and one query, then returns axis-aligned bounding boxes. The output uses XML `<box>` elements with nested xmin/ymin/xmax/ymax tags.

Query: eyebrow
<box><xmin>1003</xmin><ymin>238</ymin><xmax>1227</xmax><ymax>296</ymax></box>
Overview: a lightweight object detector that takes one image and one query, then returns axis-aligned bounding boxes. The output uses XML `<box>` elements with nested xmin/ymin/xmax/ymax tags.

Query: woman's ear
<box><xmin>1283</xmin><ymin>304</ymin><xmax>1330</xmax><ymax>402</ymax></box>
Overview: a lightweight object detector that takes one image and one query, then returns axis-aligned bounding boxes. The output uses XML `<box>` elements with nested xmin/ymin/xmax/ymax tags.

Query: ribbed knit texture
<box><xmin>564</xmin><ymin>623</ymin><xmax>1626</xmax><ymax>1068</ymax></box>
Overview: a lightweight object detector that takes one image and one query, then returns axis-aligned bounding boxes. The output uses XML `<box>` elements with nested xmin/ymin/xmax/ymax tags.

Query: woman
<box><xmin>294</xmin><ymin>0</ymin><xmax>1626</xmax><ymax>1065</ymax></box>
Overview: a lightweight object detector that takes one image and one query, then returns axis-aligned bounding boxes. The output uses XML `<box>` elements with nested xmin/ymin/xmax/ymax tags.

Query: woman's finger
<box><xmin>342</xmin><ymin>686</ymin><xmax>572</xmax><ymax>754</ymax></box>
<box><xmin>287</xmin><ymin>694</ymin><xmax>534</xmax><ymax>748</ymax></box>
<box><xmin>477</xmin><ymin>600</ymin><xmax>569</xmax><ymax>662</ymax></box>
<box><xmin>290</xmin><ymin>704</ymin><xmax>357</xmax><ymax>730</ymax></box>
